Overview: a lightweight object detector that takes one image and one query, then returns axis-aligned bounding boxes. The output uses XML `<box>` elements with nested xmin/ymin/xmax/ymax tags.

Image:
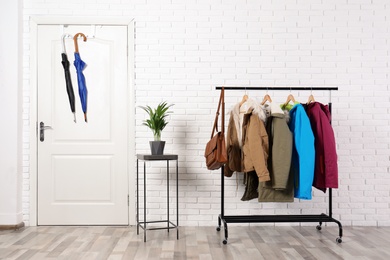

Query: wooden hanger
<box><xmin>307</xmin><ymin>94</ymin><xmax>315</xmax><ymax>104</ymax></box>
<box><xmin>284</xmin><ymin>94</ymin><xmax>296</xmax><ymax>106</ymax></box>
<box><xmin>239</xmin><ymin>94</ymin><xmax>248</xmax><ymax>107</ymax></box>
<box><xmin>261</xmin><ymin>94</ymin><xmax>272</xmax><ymax>105</ymax></box>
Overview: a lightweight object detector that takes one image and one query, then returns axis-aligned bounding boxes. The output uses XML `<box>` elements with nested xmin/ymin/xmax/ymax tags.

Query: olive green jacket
<box><xmin>258</xmin><ymin>103</ymin><xmax>294</xmax><ymax>202</ymax></box>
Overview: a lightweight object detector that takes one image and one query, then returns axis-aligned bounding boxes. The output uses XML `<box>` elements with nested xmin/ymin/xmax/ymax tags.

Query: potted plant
<box><xmin>139</xmin><ymin>101</ymin><xmax>174</xmax><ymax>155</ymax></box>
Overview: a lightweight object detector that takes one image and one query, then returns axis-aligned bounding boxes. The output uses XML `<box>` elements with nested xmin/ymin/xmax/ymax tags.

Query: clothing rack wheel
<box><xmin>215</xmin><ymin>86</ymin><xmax>342</xmax><ymax>245</ymax></box>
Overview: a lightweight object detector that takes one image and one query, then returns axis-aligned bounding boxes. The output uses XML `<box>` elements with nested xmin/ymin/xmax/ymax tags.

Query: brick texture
<box><xmin>22</xmin><ymin>0</ymin><xmax>390</xmax><ymax>227</ymax></box>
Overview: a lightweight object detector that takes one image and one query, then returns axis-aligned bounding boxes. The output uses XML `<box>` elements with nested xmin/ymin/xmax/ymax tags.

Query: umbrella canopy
<box><xmin>61</xmin><ymin>34</ymin><xmax>76</xmax><ymax>122</ymax></box>
<box><xmin>73</xmin><ymin>33</ymin><xmax>88</xmax><ymax>122</ymax></box>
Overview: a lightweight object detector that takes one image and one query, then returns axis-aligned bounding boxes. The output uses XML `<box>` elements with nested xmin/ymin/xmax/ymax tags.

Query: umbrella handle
<box><xmin>61</xmin><ymin>34</ymin><xmax>72</xmax><ymax>54</ymax></box>
<box><xmin>73</xmin><ymin>33</ymin><xmax>87</xmax><ymax>53</ymax></box>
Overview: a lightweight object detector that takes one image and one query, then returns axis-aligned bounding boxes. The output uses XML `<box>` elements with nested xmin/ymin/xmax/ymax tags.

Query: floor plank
<box><xmin>1</xmin><ymin>226</ymin><xmax>390</xmax><ymax>259</ymax></box>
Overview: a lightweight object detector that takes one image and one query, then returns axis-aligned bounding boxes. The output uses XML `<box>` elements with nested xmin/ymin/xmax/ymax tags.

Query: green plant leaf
<box><xmin>139</xmin><ymin>101</ymin><xmax>174</xmax><ymax>141</ymax></box>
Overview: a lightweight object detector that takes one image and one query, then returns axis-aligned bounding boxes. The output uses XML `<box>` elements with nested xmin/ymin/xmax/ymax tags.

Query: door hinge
<box><xmin>127</xmin><ymin>195</ymin><xmax>129</xmax><ymax>206</ymax></box>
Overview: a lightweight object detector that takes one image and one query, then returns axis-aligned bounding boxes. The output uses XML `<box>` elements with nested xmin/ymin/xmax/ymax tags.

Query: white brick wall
<box><xmin>22</xmin><ymin>0</ymin><xmax>390</xmax><ymax>226</ymax></box>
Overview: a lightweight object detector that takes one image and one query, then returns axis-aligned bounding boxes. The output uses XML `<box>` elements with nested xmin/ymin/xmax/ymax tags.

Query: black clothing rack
<box><xmin>215</xmin><ymin>86</ymin><xmax>343</xmax><ymax>245</ymax></box>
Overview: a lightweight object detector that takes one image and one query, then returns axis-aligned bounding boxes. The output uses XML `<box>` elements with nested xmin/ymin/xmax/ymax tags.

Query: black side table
<box><xmin>136</xmin><ymin>154</ymin><xmax>179</xmax><ymax>242</ymax></box>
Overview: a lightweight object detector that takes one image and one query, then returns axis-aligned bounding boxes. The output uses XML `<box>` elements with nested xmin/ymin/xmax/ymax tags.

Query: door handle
<box><xmin>40</xmin><ymin>122</ymin><xmax>52</xmax><ymax>142</ymax></box>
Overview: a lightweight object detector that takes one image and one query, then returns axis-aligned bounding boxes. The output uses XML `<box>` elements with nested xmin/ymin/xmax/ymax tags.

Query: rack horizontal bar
<box><xmin>218</xmin><ymin>213</ymin><xmax>343</xmax><ymax>244</ymax></box>
<box><xmin>221</xmin><ymin>214</ymin><xmax>340</xmax><ymax>223</ymax></box>
<box><xmin>215</xmin><ymin>86</ymin><xmax>338</xmax><ymax>91</ymax></box>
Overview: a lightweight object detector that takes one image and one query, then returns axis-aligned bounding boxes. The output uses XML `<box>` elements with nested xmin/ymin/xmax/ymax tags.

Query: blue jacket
<box><xmin>288</xmin><ymin>104</ymin><xmax>315</xmax><ymax>200</ymax></box>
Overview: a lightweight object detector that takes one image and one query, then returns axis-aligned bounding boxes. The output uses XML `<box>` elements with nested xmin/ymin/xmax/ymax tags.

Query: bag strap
<box><xmin>210</xmin><ymin>87</ymin><xmax>225</xmax><ymax>139</ymax></box>
<box><xmin>221</xmin><ymin>87</ymin><xmax>225</xmax><ymax>134</ymax></box>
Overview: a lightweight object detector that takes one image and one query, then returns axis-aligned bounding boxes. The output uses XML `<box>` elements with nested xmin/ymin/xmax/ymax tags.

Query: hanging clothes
<box><xmin>224</xmin><ymin>102</ymin><xmax>245</xmax><ymax>177</ymax></box>
<box><xmin>224</xmin><ymin>99</ymin><xmax>268</xmax><ymax>179</ymax></box>
<box><xmin>224</xmin><ymin>99</ymin><xmax>269</xmax><ymax>201</ymax></box>
<box><xmin>258</xmin><ymin>102</ymin><xmax>294</xmax><ymax>202</ymax></box>
<box><xmin>282</xmin><ymin>103</ymin><xmax>315</xmax><ymax>200</ymax></box>
<box><xmin>224</xmin><ymin>98</ymin><xmax>269</xmax><ymax>201</ymax></box>
<box><xmin>241</xmin><ymin>170</ymin><xmax>259</xmax><ymax>201</ymax></box>
<box><xmin>241</xmin><ymin>107</ymin><xmax>270</xmax><ymax>182</ymax></box>
<box><xmin>304</xmin><ymin>102</ymin><xmax>338</xmax><ymax>192</ymax></box>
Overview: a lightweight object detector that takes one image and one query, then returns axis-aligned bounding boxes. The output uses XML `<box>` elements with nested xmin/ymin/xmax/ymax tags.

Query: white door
<box><xmin>37</xmin><ymin>25</ymin><xmax>129</xmax><ymax>225</ymax></box>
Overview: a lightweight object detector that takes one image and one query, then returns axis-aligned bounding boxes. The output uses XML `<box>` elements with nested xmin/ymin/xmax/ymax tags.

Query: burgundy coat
<box><xmin>305</xmin><ymin>102</ymin><xmax>338</xmax><ymax>192</ymax></box>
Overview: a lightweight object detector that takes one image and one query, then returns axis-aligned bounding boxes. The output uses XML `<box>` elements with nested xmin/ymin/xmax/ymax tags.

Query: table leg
<box><xmin>144</xmin><ymin>160</ymin><xmax>146</xmax><ymax>242</ymax></box>
<box><xmin>167</xmin><ymin>160</ymin><xmax>170</xmax><ymax>232</ymax></box>
<box><xmin>176</xmin><ymin>159</ymin><xmax>179</xmax><ymax>240</ymax></box>
<box><xmin>136</xmin><ymin>159</ymin><xmax>139</xmax><ymax>235</ymax></box>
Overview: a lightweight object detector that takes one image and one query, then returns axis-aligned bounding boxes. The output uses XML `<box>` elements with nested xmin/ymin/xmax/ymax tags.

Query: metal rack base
<box><xmin>214</xmin><ymin>86</ymin><xmax>342</xmax><ymax>245</ymax></box>
<box><xmin>217</xmin><ymin>213</ymin><xmax>343</xmax><ymax>244</ymax></box>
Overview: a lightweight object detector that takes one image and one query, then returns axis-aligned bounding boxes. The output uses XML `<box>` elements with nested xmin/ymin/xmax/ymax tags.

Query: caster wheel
<box><xmin>222</xmin><ymin>240</ymin><xmax>228</xmax><ymax>245</ymax></box>
<box><xmin>336</xmin><ymin>237</ymin><xmax>342</xmax><ymax>243</ymax></box>
<box><xmin>216</xmin><ymin>227</ymin><xmax>221</xmax><ymax>232</ymax></box>
<box><xmin>316</xmin><ymin>225</ymin><xmax>322</xmax><ymax>231</ymax></box>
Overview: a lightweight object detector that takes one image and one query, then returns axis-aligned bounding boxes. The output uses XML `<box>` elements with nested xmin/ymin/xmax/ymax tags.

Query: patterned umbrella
<box><xmin>73</xmin><ymin>33</ymin><xmax>88</xmax><ymax>122</ymax></box>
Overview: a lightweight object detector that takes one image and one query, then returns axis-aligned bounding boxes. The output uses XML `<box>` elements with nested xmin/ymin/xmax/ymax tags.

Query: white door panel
<box><xmin>52</xmin><ymin>155</ymin><xmax>113</xmax><ymax>201</ymax></box>
<box><xmin>37</xmin><ymin>25</ymin><xmax>129</xmax><ymax>225</ymax></box>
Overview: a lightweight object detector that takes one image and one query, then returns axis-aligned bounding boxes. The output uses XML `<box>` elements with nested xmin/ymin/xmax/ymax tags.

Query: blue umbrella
<box><xmin>73</xmin><ymin>33</ymin><xmax>88</xmax><ymax>122</ymax></box>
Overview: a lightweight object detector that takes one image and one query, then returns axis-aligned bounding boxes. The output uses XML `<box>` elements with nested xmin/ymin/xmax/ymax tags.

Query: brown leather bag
<box><xmin>204</xmin><ymin>88</ymin><xmax>227</xmax><ymax>170</ymax></box>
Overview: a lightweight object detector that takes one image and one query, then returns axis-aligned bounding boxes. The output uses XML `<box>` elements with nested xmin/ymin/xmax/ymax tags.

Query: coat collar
<box><xmin>230</xmin><ymin>98</ymin><xmax>267</xmax><ymax>147</ymax></box>
<box><xmin>264</xmin><ymin>102</ymin><xmax>290</xmax><ymax>122</ymax></box>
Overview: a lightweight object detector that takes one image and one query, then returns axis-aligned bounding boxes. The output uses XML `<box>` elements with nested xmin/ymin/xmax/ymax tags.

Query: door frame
<box><xmin>29</xmin><ymin>16</ymin><xmax>135</xmax><ymax>226</ymax></box>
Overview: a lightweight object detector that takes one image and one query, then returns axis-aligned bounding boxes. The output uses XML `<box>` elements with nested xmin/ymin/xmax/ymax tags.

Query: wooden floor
<box><xmin>1</xmin><ymin>225</ymin><xmax>390</xmax><ymax>259</ymax></box>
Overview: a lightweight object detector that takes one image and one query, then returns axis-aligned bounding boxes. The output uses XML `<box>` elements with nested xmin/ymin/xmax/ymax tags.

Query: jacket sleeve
<box><xmin>309</xmin><ymin>104</ymin><xmax>338</xmax><ymax>191</ymax></box>
<box><xmin>224</xmin><ymin>112</ymin><xmax>234</xmax><ymax>177</ymax></box>
<box><xmin>271</xmin><ymin>115</ymin><xmax>293</xmax><ymax>189</ymax></box>
<box><xmin>308</xmin><ymin>107</ymin><xmax>326</xmax><ymax>192</ymax></box>
<box><xmin>321</xmin><ymin>107</ymin><xmax>338</xmax><ymax>188</ymax></box>
<box><xmin>248</xmin><ymin>116</ymin><xmax>270</xmax><ymax>182</ymax></box>
<box><xmin>294</xmin><ymin>107</ymin><xmax>315</xmax><ymax>200</ymax></box>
